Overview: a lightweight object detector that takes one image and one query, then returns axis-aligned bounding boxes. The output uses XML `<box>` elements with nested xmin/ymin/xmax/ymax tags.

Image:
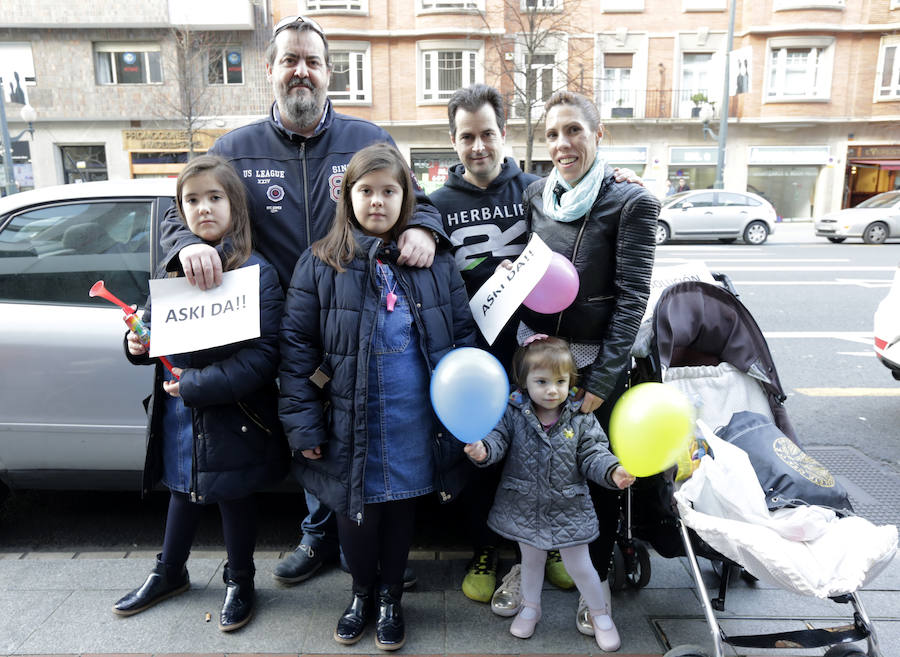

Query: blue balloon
<box><xmin>430</xmin><ymin>347</ymin><xmax>509</xmax><ymax>443</ymax></box>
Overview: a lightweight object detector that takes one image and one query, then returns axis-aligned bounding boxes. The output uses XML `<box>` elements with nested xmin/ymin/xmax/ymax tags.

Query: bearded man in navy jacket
<box><xmin>160</xmin><ymin>15</ymin><xmax>444</xmax><ymax>587</ymax></box>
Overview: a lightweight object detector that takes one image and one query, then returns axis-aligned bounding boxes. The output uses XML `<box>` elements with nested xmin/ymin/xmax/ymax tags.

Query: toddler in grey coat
<box><xmin>465</xmin><ymin>336</ymin><xmax>634</xmax><ymax>651</ymax></box>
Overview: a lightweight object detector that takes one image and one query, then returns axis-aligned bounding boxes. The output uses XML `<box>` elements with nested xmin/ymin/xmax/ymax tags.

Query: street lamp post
<box><xmin>0</xmin><ymin>76</ymin><xmax>37</xmax><ymax>196</ymax></box>
<box><xmin>712</xmin><ymin>0</ymin><xmax>737</xmax><ymax>190</ymax></box>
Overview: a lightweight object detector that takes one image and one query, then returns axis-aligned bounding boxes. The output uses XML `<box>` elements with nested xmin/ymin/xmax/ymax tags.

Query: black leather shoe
<box><xmin>218</xmin><ymin>563</ymin><xmax>255</xmax><ymax>632</ymax></box>
<box><xmin>334</xmin><ymin>583</ymin><xmax>374</xmax><ymax>645</ymax></box>
<box><xmin>374</xmin><ymin>584</ymin><xmax>405</xmax><ymax>651</ymax></box>
<box><xmin>273</xmin><ymin>542</ymin><xmax>336</xmax><ymax>584</ymax></box>
<box><xmin>112</xmin><ymin>553</ymin><xmax>189</xmax><ymax>616</ymax></box>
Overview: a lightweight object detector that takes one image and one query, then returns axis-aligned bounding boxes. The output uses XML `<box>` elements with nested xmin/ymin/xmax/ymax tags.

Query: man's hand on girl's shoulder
<box><xmin>397</xmin><ymin>227</ymin><xmax>435</xmax><ymax>268</ymax></box>
<box><xmin>302</xmin><ymin>446</ymin><xmax>323</xmax><ymax>460</ymax></box>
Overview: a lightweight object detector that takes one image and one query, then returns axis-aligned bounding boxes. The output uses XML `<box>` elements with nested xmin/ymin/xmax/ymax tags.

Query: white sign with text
<box><xmin>148</xmin><ymin>265</ymin><xmax>260</xmax><ymax>357</ymax></box>
<box><xmin>469</xmin><ymin>233</ymin><xmax>552</xmax><ymax>345</ymax></box>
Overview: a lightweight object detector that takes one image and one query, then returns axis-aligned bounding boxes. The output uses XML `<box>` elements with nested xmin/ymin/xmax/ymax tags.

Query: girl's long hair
<box><xmin>312</xmin><ymin>142</ymin><xmax>415</xmax><ymax>272</ymax></box>
<box><xmin>175</xmin><ymin>154</ymin><xmax>252</xmax><ymax>272</ymax></box>
<box><xmin>511</xmin><ymin>336</ymin><xmax>579</xmax><ymax>390</ymax></box>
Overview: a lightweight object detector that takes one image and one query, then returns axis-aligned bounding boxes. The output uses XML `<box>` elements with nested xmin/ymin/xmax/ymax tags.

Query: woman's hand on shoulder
<box><xmin>302</xmin><ymin>446</ymin><xmax>323</xmax><ymax>460</ymax></box>
<box><xmin>464</xmin><ymin>440</ymin><xmax>488</xmax><ymax>463</ymax></box>
<box><xmin>612</xmin><ymin>465</ymin><xmax>636</xmax><ymax>490</ymax></box>
<box><xmin>495</xmin><ymin>259</ymin><xmax>513</xmax><ymax>274</ymax></box>
<box><xmin>613</xmin><ymin>167</ymin><xmax>644</xmax><ymax>187</ymax></box>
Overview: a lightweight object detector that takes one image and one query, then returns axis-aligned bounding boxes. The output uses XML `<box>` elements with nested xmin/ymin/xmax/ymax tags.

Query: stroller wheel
<box><xmin>823</xmin><ymin>646</ymin><xmax>867</xmax><ymax>657</ymax></box>
<box><xmin>664</xmin><ymin>645</ymin><xmax>710</xmax><ymax>657</ymax></box>
<box><xmin>625</xmin><ymin>540</ymin><xmax>652</xmax><ymax>589</ymax></box>
<box><xmin>608</xmin><ymin>543</ymin><xmax>627</xmax><ymax>592</ymax></box>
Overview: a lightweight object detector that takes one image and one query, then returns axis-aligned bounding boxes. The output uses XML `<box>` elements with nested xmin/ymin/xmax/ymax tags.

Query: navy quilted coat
<box><xmin>129</xmin><ymin>253</ymin><xmax>289</xmax><ymax>504</ymax></box>
<box><xmin>278</xmin><ymin>233</ymin><xmax>477</xmax><ymax>523</ymax></box>
<box><xmin>478</xmin><ymin>390</ymin><xmax>620</xmax><ymax>549</ymax></box>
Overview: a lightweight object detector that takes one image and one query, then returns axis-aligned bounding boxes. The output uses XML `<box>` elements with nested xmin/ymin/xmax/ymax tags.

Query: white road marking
<box><xmin>796</xmin><ymin>388</ymin><xmax>900</xmax><ymax>397</ymax></box>
<box><xmin>763</xmin><ymin>331</ymin><xmax>872</xmax><ymax>346</ymax></box>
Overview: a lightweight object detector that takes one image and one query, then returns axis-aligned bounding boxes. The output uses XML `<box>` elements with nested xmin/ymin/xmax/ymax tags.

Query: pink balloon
<box><xmin>523</xmin><ymin>252</ymin><xmax>579</xmax><ymax>314</ymax></box>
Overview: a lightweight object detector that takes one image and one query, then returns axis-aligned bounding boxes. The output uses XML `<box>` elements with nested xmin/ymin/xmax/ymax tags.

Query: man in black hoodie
<box><xmin>430</xmin><ymin>85</ymin><xmax>554</xmax><ymax>607</ymax></box>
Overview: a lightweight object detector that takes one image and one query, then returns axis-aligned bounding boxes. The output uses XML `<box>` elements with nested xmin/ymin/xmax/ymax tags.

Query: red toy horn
<box><xmin>89</xmin><ymin>280</ymin><xmax>133</xmax><ymax>314</ymax></box>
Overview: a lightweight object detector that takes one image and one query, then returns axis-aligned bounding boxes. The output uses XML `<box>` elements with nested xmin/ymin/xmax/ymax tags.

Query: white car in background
<box><xmin>655</xmin><ymin>189</ymin><xmax>777</xmax><ymax>246</ymax></box>
<box><xmin>874</xmin><ymin>263</ymin><xmax>900</xmax><ymax>381</ymax></box>
<box><xmin>815</xmin><ymin>190</ymin><xmax>900</xmax><ymax>244</ymax></box>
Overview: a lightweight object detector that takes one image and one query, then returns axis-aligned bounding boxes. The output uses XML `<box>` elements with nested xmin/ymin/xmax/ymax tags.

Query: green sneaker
<box><xmin>462</xmin><ymin>546</ymin><xmax>498</xmax><ymax>603</ymax></box>
<box><xmin>545</xmin><ymin>549</ymin><xmax>575</xmax><ymax>589</ymax></box>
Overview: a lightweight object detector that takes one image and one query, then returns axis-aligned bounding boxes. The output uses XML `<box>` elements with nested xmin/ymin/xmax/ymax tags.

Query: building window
<box><xmin>679</xmin><ymin>52</ymin><xmax>714</xmax><ymax>118</ymax></box>
<box><xmin>94</xmin><ymin>43</ymin><xmax>162</xmax><ymax>85</ymax></box>
<box><xmin>303</xmin><ymin>0</ymin><xmax>367</xmax><ymax>11</ymax></box>
<box><xmin>892</xmin><ymin>0</ymin><xmax>899</xmax><ymax>9</ymax></box>
<box><xmin>420</xmin><ymin>0</ymin><xmax>481</xmax><ymax>9</ymax></box>
<box><xmin>419</xmin><ymin>42</ymin><xmax>481</xmax><ymax>102</ymax></box>
<box><xmin>0</xmin><ymin>42</ymin><xmax>36</xmax><ymax>105</ymax></box>
<box><xmin>512</xmin><ymin>34</ymin><xmax>566</xmax><ymax>118</ymax></box>
<box><xmin>522</xmin><ymin>0</ymin><xmax>559</xmax><ymax>10</ymax></box>
<box><xmin>599</xmin><ymin>0</ymin><xmax>643</xmax><ymax>11</ymax></box>
<box><xmin>877</xmin><ymin>37</ymin><xmax>900</xmax><ymax>100</ymax></box>
<box><xmin>765</xmin><ymin>37</ymin><xmax>834</xmax><ymax>101</ymax></box>
<box><xmin>329</xmin><ymin>42</ymin><xmax>371</xmax><ymax>103</ymax></box>
<box><xmin>60</xmin><ymin>145</ymin><xmax>108</xmax><ymax>184</ymax></box>
<box><xmin>208</xmin><ymin>47</ymin><xmax>243</xmax><ymax>85</ymax></box>
<box><xmin>599</xmin><ymin>53</ymin><xmax>634</xmax><ymax>118</ymax></box>
<box><xmin>773</xmin><ymin>0</ymin><xmax>844</xmax><ymax>9</ymax></box>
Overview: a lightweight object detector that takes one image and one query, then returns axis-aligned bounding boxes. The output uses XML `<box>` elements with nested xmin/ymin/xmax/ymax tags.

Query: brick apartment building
<box><xmin>2</xmin><ymin>0</ymin><xmax>899</xmax><ymax>219</ymax></box>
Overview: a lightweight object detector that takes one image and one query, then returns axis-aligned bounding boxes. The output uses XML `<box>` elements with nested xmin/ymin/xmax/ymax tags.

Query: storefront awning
<box><xmin>850</xmin><ymin>159</ymin><xmax>900</xmax><ymax>170</ymax></box>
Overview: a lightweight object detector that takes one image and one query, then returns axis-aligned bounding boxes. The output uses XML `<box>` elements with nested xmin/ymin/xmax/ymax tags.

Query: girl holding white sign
<box><xmin>113</xmin><ymin>155</ymin><xmax>288</xmax><ymax>632</ymax></box>
<box><xmin>278</xmin><ymin>143</ymin><xmax>476</xmax><ymax>651</ymax></box>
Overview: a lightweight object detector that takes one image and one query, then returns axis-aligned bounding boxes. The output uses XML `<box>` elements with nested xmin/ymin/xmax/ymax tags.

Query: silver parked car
<box><xmin>814</xmin><ymin>190</ymin><xmax>900</xmax><ymax>244</ymax></box>
<box><xmin>655</xmin><ymin>189</ymin><xmax>777</xmax><ymax>246</ymax></box>
<box><xmin>0</xmin><ymin>179</ymin><xmax>175</xmax><ymax>496</ymax></box>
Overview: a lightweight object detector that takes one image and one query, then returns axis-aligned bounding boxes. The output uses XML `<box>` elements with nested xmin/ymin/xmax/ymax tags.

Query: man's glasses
<box><xmin>273</xmin><ymin>15</ymin><xmax>326</xmax><ymax>40</ymax></box>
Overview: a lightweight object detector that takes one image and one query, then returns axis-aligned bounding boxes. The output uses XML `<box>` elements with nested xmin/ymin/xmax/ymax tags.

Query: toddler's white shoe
<box><xmin>509</xmin><ymin>600</ymin><xmax>541</xmax><ymax>639</ymax></box>
<box><xmin>591</xmin><ymin>610</ymin><xmax>621</xmax><ymax>652</ymax></box>
<box><xmin>490</xmin><ymin>564</ymin><xmax>522</xmax><ymax>617</ymax></box>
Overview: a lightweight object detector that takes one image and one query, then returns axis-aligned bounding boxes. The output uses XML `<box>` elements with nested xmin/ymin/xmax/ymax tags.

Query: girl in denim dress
<box><xmin>278</xmin><ymin>143</ymin><xmax>476</xmax><ymax>651</ymax></box>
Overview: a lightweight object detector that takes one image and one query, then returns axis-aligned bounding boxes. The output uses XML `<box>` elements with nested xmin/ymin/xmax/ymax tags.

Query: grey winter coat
<box><xmin>477</xmin><ymin>390</ymin><xmax>621</xmax><ymax>550</ymax></box>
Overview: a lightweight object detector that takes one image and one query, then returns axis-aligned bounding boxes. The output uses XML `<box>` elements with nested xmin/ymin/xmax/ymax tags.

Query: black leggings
<box><xmin>336</xmin><ymin>498</ymin><xmax>417</xmax><ymax>589</ymax></box>
<box><xmin>586</xmin><ymin>367</ymin><xmax>628</xmax><ymax>581</ymax></box>
<box><xmin>160</xmin><ymin>491</ymin><xmax>257</xmax><ymax>571</ymax></box>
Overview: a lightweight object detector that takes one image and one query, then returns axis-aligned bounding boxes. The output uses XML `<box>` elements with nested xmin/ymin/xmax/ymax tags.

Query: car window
<box><xmin>858</xmin><ymin>192</ymin><xmax>900</xmax><ymax>209</ymax></box>
<box><xmin>683</xmin><ymin>192</ymin><xmax>716</xmax><ymax>208</ymax></box>
<box><xmin>0</xmin><ymin>200</ymin><xmax>152</xmax><ymax>305</ymax></box>
<box><xmin>718</xmin><ymin>192</ymin><xmax>749</xmax><ymax>207</ymax></box>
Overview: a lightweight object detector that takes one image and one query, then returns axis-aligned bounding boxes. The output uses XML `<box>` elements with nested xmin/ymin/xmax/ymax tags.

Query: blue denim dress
<box><xmin>160</xmin><ymin>354</ymin><xmax>192</xmax><ymax>494</ymax></box>
<box><xmin>363</xmin><ymin>263</ymin><xmax>435</xmax><ymax>504</ymax></box>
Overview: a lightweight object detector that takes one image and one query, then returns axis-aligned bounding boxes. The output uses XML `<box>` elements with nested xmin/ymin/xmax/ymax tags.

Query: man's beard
<box><xmin>278</xmin><ymin>80</ymin><xmax>327</xmax><ymax>131</ymax></box>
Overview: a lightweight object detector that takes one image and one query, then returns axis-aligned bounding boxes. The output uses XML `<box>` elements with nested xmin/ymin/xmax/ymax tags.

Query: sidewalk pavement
<box><xmin>0</xmin><ymin>545</ymin><xmax>897</xmax><ymax>657</ymax></box>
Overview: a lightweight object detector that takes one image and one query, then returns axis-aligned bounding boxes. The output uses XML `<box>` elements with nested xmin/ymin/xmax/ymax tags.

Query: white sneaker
<box><xmin>490</xmin><ymin>564</ymin><xmax>522</xmax><ymax>617</ymax></box>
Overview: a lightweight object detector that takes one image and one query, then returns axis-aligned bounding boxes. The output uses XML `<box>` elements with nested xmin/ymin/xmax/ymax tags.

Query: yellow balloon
<box><xmin>609</xmin><ymin>383</ymin><xmax>694</xmax><ymax>478</ymax></box>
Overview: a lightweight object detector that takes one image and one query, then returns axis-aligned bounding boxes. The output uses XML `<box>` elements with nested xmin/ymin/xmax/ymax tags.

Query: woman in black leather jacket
<box><xmin>517</xmin><ymin>90</ymin><xmax>660</xmax><ymax>640</ymax></box>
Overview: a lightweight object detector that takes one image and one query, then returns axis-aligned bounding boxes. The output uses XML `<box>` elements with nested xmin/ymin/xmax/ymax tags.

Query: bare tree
<box><xmin>154</xmin><ymin>26</ymin><xmax>220</xmax><ymax>158</ymax></box>
<box><xmin>478</xmin><ymin>0</ymin><xmax>590</xmax><ymax>173</ymax></box>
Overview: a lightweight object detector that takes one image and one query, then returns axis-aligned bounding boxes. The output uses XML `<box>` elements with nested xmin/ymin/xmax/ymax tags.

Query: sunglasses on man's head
<box><xmin>273</xmin><ymin>15</ymin><xmax>326</xmax><ymax>39</ymax></box>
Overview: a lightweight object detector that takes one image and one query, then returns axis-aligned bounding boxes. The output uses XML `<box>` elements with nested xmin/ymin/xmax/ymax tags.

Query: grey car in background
<box><xmin>655</xmin><ymin>189</ymin><xmax>777</xmax><ymax>246</ymax></box>
<box><xmin>0</xmin><ymin>179</ymin><xmax>175</xmax><ymax>497</ymax></box>
<box><xmin>814</xmin><ymin>190</ymin><xmax>900</xmax><ymax>244</ymax></box>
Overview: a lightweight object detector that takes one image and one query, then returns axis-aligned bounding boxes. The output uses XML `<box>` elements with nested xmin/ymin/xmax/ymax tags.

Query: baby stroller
<box><xmin>627</xmin><ymin>276</ymin><xmax>896</xmax><ymax>657</ymax></box>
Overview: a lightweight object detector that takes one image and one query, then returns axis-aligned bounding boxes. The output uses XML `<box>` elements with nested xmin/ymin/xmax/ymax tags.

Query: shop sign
<box><xmin>122</xmin><ymin>129</ymin><xmax>228</xmax><ymax>152</ymax></box>
<box><xmin>748</xmin><ymin>145</ymin><xmax>829</xmax><ymax>165</ymax></box>
<box><xmin>847</xmin><ymin>145</ymin><xmax>900</xmax><ymax>159</ymax></box>
<box><xmin>669</xmin><ymin>147</ymin><xmax>717</xmax><ymax>165</ymax></box>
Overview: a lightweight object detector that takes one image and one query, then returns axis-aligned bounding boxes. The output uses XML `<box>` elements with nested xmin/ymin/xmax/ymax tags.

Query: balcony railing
<box><xmin>595</xmin><ymin>88</ymin><xmax>720</xmax><ymax>120</ymax></box>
